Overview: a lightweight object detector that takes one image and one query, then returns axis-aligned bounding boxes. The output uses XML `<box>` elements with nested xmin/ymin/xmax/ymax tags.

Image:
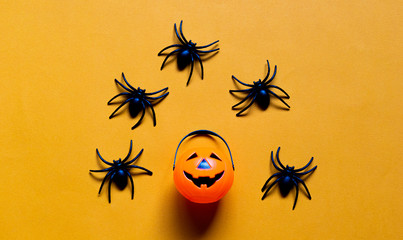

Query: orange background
<box><xmin>0</xmin><ymin>1</ymin><xmax>402</xmax><ymax>239</ymax></box>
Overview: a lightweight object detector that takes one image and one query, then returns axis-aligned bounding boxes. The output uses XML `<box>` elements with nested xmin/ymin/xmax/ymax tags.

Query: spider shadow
<box><xmin>270</xmin><ymin>103</ymin><xmax>291</xmax><ymax>111</ymax></box>
<box><xmin>159</xmin><ymin>46</ymin><xmax>219</xmax><ymax>78</ymax></box>
<box><xmin>229</xmin><ymin>79</ymin><xmax>290</xmax><ymax>116</ymax></box>
<box><xmin>108</xmin><ymin>82</ymin><xmax>169</xmax><ymax>118</ymax></box>
<box><xmin>228</xmin><ymin>94</ymin><xmax>270</xmax><ymax>117</ymax></box>
<box><xmin>89</xmin><ymin>171</ymin><xmax>150</xmax><ymax>182</ymax></box>
<box><xmin>89</xmin><ymin>170</ymin><xmax>150</xmax><ymax>200</ymax></box>
<box><xmin>199</xmin><ymin>50</ymin><xmax>219</xmax><ymax>61</ymax></box>
<box><xmin>262</xmin><ymin>163</ymin><xmax>315</xmax><ymax>199</ymax></box>
<box><xmin>89</xmin><ymin>151</ymin><xmax>149</xmax><ymax>182</ymax></box>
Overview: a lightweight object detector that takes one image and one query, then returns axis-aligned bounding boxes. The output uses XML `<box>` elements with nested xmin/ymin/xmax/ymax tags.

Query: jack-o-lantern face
<box><xmin>174</xmin><ymin>147</ymin><xmax>234</xmax><ymax>203</ymax></box>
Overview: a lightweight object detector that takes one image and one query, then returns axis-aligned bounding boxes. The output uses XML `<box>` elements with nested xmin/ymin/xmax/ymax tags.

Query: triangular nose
<box><xmin>197</xmin><ymin>159</ymin><xmax>211</xmax><ymax>169</ymax></box>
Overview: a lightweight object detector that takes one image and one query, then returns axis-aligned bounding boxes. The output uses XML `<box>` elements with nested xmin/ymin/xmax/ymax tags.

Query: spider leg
<box><xmin>295</xmin><ymin>165</ymin><xmax>317</xmax><ymax>176</ymax></box>
<box><xmin>145</xmin><ymin>92</ymin><xmax>169</xmax><ymax>101</ymax></box>
<box><xmin>121</xmin><ymin>140</ymin><xmax>133</xmax><ymax>162</ymax></box>
<box><xmin>174</xmin><ymin>22</ymin><xmax>186</xmax><ymax>45</ymax></box>
<box><xmin>261</xmin><ymin>178</ymin><xmax>281</xmax><ymax>200</ymax></box>
<box><xmin>271</xmin><ymin>149</ymin><xmax>283</xmax><ymax>171</ymax></box>
<box><xmin>275</xmin><ymin>147</ymin><xmax>286</xmax><ymax>169</ymax></box>
<box><xmin>232</xmin><ymin>75</ymin><xmax>254</xmax><ymax>87</ymax></box>
<box><xmin>195</xmin><ymin>40</ymin><xmax>219</xmax><ymax>49</ymax></box>
<box><xmin>186</xmin><ymin>56</ymin><xmax>194</xmax><ymax>86</ymax></box>
<box><xmin>264</xmin><ymin>65</ymin><xmax>277</xmax><ymax>84</ymax></box>
<box><xmin>124</xmin><ymin>149</ymin><xmax>144</xmax><ymax>165</ymax></box>
<box><xmin>268</xmin><ymin>85</ymin><xmax>290</xmax><ymax>98</ymax></box>
<box><xmin>236</xmin><ymin>95</ymin><xmax>257</xmax><ymax>116</ymax></box>
<box><xmin>144</xmin><ymin>99</ymin><xmax>156</xmax><ymax>126</ymax></box>
<box><xmin>158</xmin><ymin>44</ymin><xmax>182</xmax><ymax>55</ymax></box>
<box><xmin>262</xmin><ymin>60</ymin><xmax>271</xmax><ymax>82</ymax></box>
<box><xmin>232</xmin><ymin>92</ymin><xmax>255</xmax><ymax>109</ymax></box>
<box><xmin>96</xmin><ymin>171</ymin><xmax>114</xmax><ymax>194</ymax></box>
<box><xmin>145</xmin><ymin>87</ymin><xmax>168</xmax><ymax>96</ymax></box>
<box><xmin>178</xmin><ymin>20</ymin><xmax>189</xmax><ymax>44</ymax></box>
<box><xmin>193</xmin><ymin>53</ymin><xmax>204</xmax><ymax>79</ymax></box>
<box><xmin>261</xmin><ymin>173</ymin><xmax>281</xmax><ymax>191</ymax></box>
<box><xmin>268</xmin><ymin>90</ymin><xmax>290</xmax><ymax>108</ymax></box>
<box><xmin>229</xmin><ymin>88</ymin><xmax>252</xmax><ymax>93</ymax></box>
<box><xmin>125</xmin><ymin>170</ymin><xmax>135</xmax><ymax>199</ymax></box>
<box><xmin>109</xmin><ymin>98</ymin><xmax>132</xmax><ymax>119</ymax></box>
<box><xmin>96</xmin><ymin>149</ymin><xmax>113</xmax><ymax>166</ymax></box>
<box><xmin>108</xmin><ymin>92</ymin><xmax>130</xmax><ymax>105</ymax></box>
<box><xmin>294</xmin><ymin>157</ymin><xmax>314</xmax><ymax>172</ymax></box>
<box><xmin>196</xmin><ymin>48</ymin><xmax>220</xmax><ymax>54</ymax></box>
<box><xmin>90</xmin><ymin>167</ymin><xmax>113</xmax><ymax>172</ymax></box>
<box><xmin>160</xmin><ymin>49</ymin><xmax>181</xmax><ymax>70</ymax></box>
<box><xmin>131</xmin><ymin>102</ymin><xmax>146</xmax><ymax>130</ymax></box>
<box><xmin>292</xmin><ymin>179</ymin><xmax>299</xmax><ymax>210</ymax></box>
<box><xmin>115</xmin><ymin>79</ymin><xmax>132</xmax><ymax>93</ymax></box>
<box><xmin>127</xmin><ymin>165</ymin><xmax>153</xmax><ymax>175</ymax></box>
<box><xmin>294</xmin><ymin>176</ymin><xmax>312</xmax><ymax>199</ymax></box>
<box><xmin>122</xmin><ymin>73</ymin><xmax>136</xmax><ymax>92</ymax></box>
<box><xmin>108</xmin><ymin>172</ymin><xmax>116</xmax><ymax>203</ymax></box>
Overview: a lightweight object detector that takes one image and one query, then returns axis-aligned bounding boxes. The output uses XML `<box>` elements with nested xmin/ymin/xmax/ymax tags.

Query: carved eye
<box><xmin>187</xmin><ymin>152</ymin><xmax>198</xmax><ymax>160</ymax></box>
<box><xmin>209</xmin><ymin>153</ymin><xmax>221</xmax><ymax>161</ymax></box>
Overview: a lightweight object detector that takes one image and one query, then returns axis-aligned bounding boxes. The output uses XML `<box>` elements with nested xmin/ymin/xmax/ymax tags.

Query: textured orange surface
<box><xmin>0</xmin><ymin>1</ymin><xmax>402</xmax><ymax>239</ymax></box>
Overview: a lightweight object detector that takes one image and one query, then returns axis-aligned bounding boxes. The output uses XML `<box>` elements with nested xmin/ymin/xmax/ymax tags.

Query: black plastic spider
<box><xmin>230</xmin><ymin>60</ymin><xmax>290</xmax><ymax>116</ymax></box>
<box><xmin>158</xmin><ymin>20</ymin><xmax>220</xmax><ymax>86</ymax></box>
<box><xmin>90</xmin><ymin>140</ymin><xmax>153</xmax><ymax>203</ymax></box>
<box><xmin>261</xmin><ymin>147</ymin><xmax>317</xmax><ymax>210</ymax></box>
<box><xmin>108</xmin><ymin>72</ymin><xmax>169</xmax><ymax>129</ymax></box>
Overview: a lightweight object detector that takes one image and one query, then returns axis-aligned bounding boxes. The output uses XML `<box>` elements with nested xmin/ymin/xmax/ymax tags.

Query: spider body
<box><xmin>277</xmin><ymin>167</ymin><xmax>296</xmax><ymax>196</ymax></box>
<box><xmin>110</xmin><ymin>162</ymin><xmax>128</xmax><ymax>190</ymax></box>
<box><xmin>176</xmin><ymin>41</ymin><xmax>196</xmax><ymax>69</ymax></box>
<box><xmin>261</xmin><ymin>147</ymin><xmax>317</xmax><ymax>210</ymax></box>
<box><xmin>158</xmin><ymin>21</ymin><xmax>219</xmax><ymax>85</ymax></box>
<box><xmin>230</xmin><ymin>60</ymin><xmax>290</xmax><ymax>116</ymax></box>
<box><xmin>108</xmin><ymin>72</ymin><xmax>169</xmax><ymax>129</ymax></box>
<box><xmin>127</xmin><ymin>88</ymin><xmax>145</xmax><ymax>118</ymax></box>
<box><xmin>253</xmin><ymin>80</ymin><xmax>272</xmax><ymax>109</ymax></box>
<box><xmin>90</xmin><ymin>140</ymin><xmax>153</xmax><ymax>203</ymax></box>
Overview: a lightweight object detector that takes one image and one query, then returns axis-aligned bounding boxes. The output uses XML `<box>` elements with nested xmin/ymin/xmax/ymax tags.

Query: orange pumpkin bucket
<box><xmin>173</xmin><ymin>130</ymin><xmax>234</xmax><ymax>203</ymax></box>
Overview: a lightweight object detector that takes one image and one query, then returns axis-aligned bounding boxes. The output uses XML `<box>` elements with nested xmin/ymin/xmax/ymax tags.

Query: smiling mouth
<box><xmin>184</xmin><ymin>171</ymin><xmax>224</xmax><ymax>188</ymax></box>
